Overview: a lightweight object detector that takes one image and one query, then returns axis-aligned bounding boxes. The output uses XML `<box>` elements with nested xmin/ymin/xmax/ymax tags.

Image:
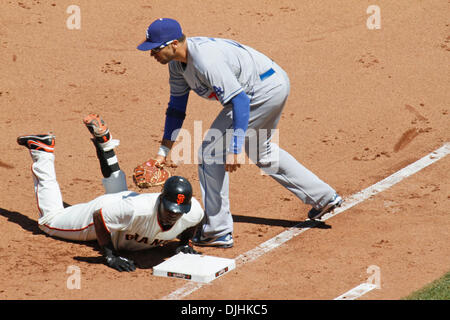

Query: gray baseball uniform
<box><xmin>169</xmin><ymin>37</ymin><xmax>336</xmax><ymax>238</ymax></box>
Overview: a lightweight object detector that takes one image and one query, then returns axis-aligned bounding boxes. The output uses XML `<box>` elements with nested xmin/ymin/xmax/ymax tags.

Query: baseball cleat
<box><xmin>308</xmin><ymin>193</ymin><xmax>343</xmax><ymax>220</ymax></box>
<box><xmin>193</xmin><ymin>233</ymin><xmax>234</xmax><ymax>248</ymax></box>
<box><xmin>17</xmin><ymin>134</ymin><xmax>55</xmax><ymax>153</ymax></box>
<box><xmin>83</xmin><ymin>114</ymin><xmax>111</xmax><ymax>143</ymax></box>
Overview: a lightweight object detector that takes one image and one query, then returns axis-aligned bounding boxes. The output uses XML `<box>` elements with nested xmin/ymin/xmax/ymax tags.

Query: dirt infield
<box><xmin>0</xmin><ymin>0</ymin><xmax>449</xmax><ymax>300</ymax></box>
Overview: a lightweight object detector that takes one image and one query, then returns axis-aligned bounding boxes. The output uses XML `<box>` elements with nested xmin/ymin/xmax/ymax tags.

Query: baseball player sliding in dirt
<box><xmin>17</xmin><ymin>114</ymin><xmax>204</xmax><ymax>272</ymax></box>
<box><xmin>137</xmin><ymin>18</ymin><xmax>342</xmax><ymax>248</ymax></box>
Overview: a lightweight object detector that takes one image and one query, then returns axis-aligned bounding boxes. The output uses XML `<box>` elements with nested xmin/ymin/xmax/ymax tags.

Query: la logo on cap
<box><xmin>137</xmin><ymin>18</ymin><xmax>183</xmax><ymax>52</ymax></box>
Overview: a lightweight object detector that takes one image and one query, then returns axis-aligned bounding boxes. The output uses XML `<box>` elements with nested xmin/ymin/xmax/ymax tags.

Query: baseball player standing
<box><xmin>17</xmin><ymin>114</ymin><xmax>204</xmax><ymax>271</ymax></box>
<box><xmin>137</xmin><ymin>18</ymin><xmax>342</xmax><ymax>248</ymax></box>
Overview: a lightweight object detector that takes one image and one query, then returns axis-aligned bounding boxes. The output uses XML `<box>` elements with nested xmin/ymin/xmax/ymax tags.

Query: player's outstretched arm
<box><xmin>175</xmin><ymin>225</ymin><xmax>201</xmax><ymax>254</ymax></box>
<box><xmin>93</xmin><ymin>210</ymin><xmax>136</xmax><ymax>272</ymax></box>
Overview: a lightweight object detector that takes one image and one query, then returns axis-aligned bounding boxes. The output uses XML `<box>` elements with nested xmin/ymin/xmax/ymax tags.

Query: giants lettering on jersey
<box><xmin>125</xmin><ymin>233</ymin><xmax>165</xmax><ymax>246</ymax></box>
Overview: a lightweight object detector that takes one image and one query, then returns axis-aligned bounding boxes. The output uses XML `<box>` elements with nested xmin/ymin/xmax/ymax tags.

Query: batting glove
<box><xmin>176</xmin><ymin>241</ymin><xmax>200</xmax><ymax>255</ymax></box>
<box><xmin>105</xmin><ymin>255</ymin><xmax>136</xmax><ymax>272</ymax></box>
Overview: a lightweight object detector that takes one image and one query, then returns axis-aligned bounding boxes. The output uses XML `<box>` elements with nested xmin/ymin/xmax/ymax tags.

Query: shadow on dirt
<box><xmin>73</xmin><ymin>242</ymin><xmax>180</xmax><ymax>269</ymax></box>
<box><xmin>0</xmin><ymin>207</ymin><xmax>44</xmax><ymax>235</ymax></box>
<box><xmin>232</xmin><ymin>214</ymin><xmax>331</xmax><ymax>229</ymax></box>
<box><xmin>0</xmin><ymin>206</ymin><xmax>176</xmax><ymax>269</ymax></box>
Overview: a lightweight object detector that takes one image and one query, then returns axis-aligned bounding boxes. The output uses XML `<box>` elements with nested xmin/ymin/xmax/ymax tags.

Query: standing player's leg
<box><xmin>246</xmin><ymin>63</ymin><xmax>342</xmax><ymax>220</ymax></box>
<box><xmin>195</xmin><ymin>109</ymin><xmax>234</xmax><ymax>248</ymax></box>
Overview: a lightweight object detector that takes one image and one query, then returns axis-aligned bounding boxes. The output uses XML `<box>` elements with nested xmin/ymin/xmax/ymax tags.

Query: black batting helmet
<box><xmin>160</xmin><ymin>176</ymin><xmax>192</xmax><ymax>214</ymax></box>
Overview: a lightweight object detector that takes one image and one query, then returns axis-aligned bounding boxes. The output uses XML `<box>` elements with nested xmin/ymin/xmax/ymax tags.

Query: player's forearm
<box><xmin>175</xmin><ymin>225</ymin><xmax>200</xmax><ymax>255</ymax></box>
<box><xmin>161</xmin><ymin>139</ymin><xmax>175</xmax><ymax>149</ymax></box>
<box><xmin>162</xmin><ymin>93</ymin><xmax>189</xmax><ymax>142</ymax></box>
<box><xmin>229</xmin><ymin>91</ymin><xmax>250</xmax><ymax>154</ymax></box>
<box><xmin>93</xmin><ymin>209</ymin><xmax>114</xmax><ymax>255</ymax></box>
<box><xmin>93</xmin><ymin>210</ymin><xmax>136</xmax><ymax>271</ymax></box>
<box><xmin>178</xmin><ymin>225</ymin><xmax>197</xmax><ymax>245</ymax></box>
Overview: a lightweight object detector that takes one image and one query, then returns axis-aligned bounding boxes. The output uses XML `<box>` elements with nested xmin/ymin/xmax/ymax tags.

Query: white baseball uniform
<box><xmin>168</xmin><ymin>37</ymin><xmax>337</xmax><ymax>238</ymax></box>
<box><xmin>30</xmin><ymin>149</ymin><xmax>204</xmax><ymax>251</ymax></box>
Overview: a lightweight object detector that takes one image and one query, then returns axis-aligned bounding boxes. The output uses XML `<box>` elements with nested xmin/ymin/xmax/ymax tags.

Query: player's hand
<box><xmin>154</xmin><ymin>155</ymin><xmax>166</xmax><ymax>168</ymax></box>
<box><xmin>175</xmin><ymin>243</ymin><xmax>200</xmax><ymax>255</ymax></box>
<box><xmin>225</xmin><ymin>153</ymin><xmax>241</xmax><ymax>173</ymax></box>
<box><xmin>105</xmin><ymin>255</ymin><xmax>136</xmax><ymax>272</ymax></box>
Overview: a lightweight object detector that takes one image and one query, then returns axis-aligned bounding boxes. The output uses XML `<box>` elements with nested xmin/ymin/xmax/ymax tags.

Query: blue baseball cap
<box><xmin>137</xmin><ymin>18</ymin><xmax>183</xmax><ymax>51</ymax></box>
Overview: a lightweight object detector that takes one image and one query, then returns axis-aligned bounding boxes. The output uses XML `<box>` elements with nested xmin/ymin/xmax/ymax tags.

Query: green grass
<box><xmin>403</xmin><ymin>271</ymin><xmax>450</xmax><ymax>300</ymax></box>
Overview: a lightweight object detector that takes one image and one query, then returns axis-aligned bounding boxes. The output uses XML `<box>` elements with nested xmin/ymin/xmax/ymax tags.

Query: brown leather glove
<box><xmin>133</xmin><ymin>159</ymin><xmax>171</xmax><ymax>188</ymax></box>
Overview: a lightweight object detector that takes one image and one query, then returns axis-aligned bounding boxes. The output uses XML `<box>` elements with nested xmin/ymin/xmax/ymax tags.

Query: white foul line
<box><xmin>162</xmin><ymin>143</ymin><xmax>450</xmax><ymax>300</ymax></box>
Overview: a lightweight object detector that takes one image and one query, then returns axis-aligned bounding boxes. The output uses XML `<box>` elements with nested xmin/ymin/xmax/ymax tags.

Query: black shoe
<box><xmin>17</xmin><ymin>134</ymin><xmax>55</xmax><ymax>153</ymax></box>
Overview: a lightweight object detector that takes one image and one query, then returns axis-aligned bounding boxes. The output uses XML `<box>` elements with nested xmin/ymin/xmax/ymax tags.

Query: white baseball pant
<box><xmin>30</xmin><ymin>150</ymin><xmax>129</xmax><ymax>241</ymax></box>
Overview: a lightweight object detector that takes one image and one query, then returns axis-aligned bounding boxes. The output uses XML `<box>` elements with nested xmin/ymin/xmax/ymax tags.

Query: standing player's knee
<box><xmin>252</xmin><ymin>142</ymin><xmax>281</xmax><ymax>170</ymax></box>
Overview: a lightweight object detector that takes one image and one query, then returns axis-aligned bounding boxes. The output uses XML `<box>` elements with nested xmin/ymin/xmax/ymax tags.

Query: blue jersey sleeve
<box><xmin>163</xmin><ymin>93</ymin><xmax>189</xmax><ymax>141</ymax></box>
<box><xmin>228</xmin><ymin>91</ymin><xmax>250</xmax><ymax>154</ymax></box>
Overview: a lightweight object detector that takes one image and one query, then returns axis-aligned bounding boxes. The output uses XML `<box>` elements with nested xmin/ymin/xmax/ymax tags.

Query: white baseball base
<box><xmin>152</xmin><ymin>253</ymin><xmax>236</xmax><ymax>283</ymax></box>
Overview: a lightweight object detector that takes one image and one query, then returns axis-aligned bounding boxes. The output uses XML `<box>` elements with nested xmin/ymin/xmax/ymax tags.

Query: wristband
<box><xmin>157</xmin><ymin>145</ymin><xmax>170</xmax><ymax>157</ymax></box>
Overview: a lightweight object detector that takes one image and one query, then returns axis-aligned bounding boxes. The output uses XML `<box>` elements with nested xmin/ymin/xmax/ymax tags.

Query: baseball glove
<box><xmin>133</xmin><ymin>159</ymin><xmax>171</xmax><ymax>188</ymax></box>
